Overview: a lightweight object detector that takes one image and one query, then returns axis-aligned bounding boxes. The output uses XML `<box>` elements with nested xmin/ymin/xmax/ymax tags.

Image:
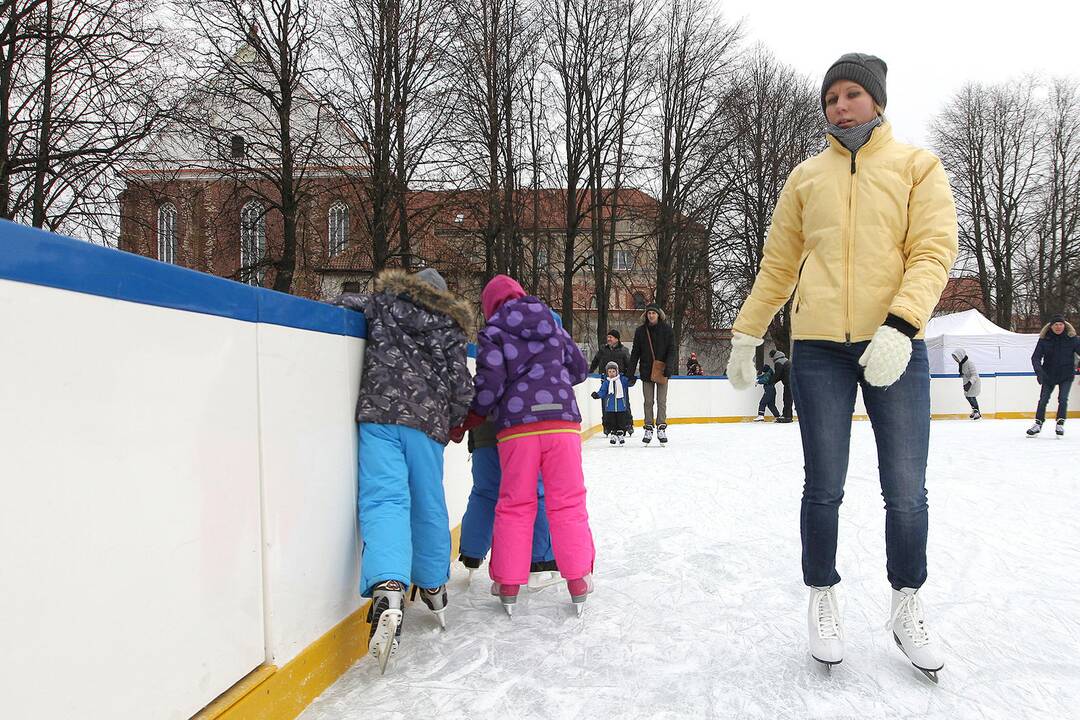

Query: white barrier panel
<box><xmin>0</xmin><ymin>280</ymin><xmax>265</xmax><ymax>719</ymax></box>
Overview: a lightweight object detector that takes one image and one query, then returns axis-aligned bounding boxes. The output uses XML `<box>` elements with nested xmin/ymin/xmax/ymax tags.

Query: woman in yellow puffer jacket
<box><xmin>725</xmin><ymin>53</ymin><xmax>957</xmax><ymax>681</ymax></box>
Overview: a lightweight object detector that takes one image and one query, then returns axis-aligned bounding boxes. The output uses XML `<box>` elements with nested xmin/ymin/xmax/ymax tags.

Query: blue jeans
<box><xmin>791</xmin><ymin>340</ymin><xmax>931</xmax><ymax>591</ymax></box>
<box><xmin>1035</xmin><ymin>380</ymin><xmax>1072</xmax><ymax>422</ymax></box>
<box><xmin>357</xmin><ymin>423</ymin><xmax>451</xmax><ymax>597</ymax></box>
<box><xmin>459</xmin><ymin>447</ymin><xmax>554</xmax><ymax>564</ymax></box>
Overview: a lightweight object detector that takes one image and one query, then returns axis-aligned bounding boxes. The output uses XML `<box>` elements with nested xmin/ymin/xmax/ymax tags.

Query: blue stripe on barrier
<box><xmin>0</xmin><ymin>219</ymin><xmax>365</xmax><ymax>338</ymax></box>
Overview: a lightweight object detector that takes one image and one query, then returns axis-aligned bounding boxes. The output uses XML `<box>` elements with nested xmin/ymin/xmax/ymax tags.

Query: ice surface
<box><xmin>299</xmin><ymin>420</ymin><xmax>1080</xmax><ymax>720</ymax></box>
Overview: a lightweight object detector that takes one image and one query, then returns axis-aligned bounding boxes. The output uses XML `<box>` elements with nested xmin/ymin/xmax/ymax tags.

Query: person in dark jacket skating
<box><xmin>755</xmin><ymin>364</ymin><xmax>780</xmax><ymax>421</ymax></box>
<box><xmin>1026</xmin><ymin>313</ymin><xmax>1080</xmax><ymax>437</ymax></box>
<box><xmin>589</xmin><ymin>329</ymin><xmax>632</xmax><ymax>375</ymax></box>
<box><xmin>334</xmin><ymin>268</ymin><xmax>474</xmax><ymax>672</ymax></box>
<box><xmin>592</xmin><ymin>361</ymin><xmax>633</xmax><ymax>443</ymax></box>
<box><xmin>588</xmin><ymin>329</ymin><xmax>634</xmax><ymax>433</ymax></box>
<box><xmin>629</xmin><ymin>303</ymin><xmax>676</xmax><ymax>443</ymax></box>
<box><xmin>769</xmin><ymin>349</ymin><xmax>794</xmax><ymax>422</ymax></box>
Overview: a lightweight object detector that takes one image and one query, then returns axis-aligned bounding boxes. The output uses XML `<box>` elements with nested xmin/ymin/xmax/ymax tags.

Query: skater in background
<box><xmin>754</xmin><ymin>363</ymin><xmax>780</xmax><ymax>422</ymax></box>
<box><xmin>1026</xmin><ymin>313</ymin><xmax>1080</xmax><ymax>437</ymax></box>
<box><xmin>589</xmin><ymin>329</ymin><xmax>632</xmax><ymax>375</ymax></box>
<box><xmin>768</xmin><ymin>349</ymin><xmax>793</xmax><ymax>422</ymax></box>
<box><xmin>453</xmin><ymin>419</ymin><xmax>557</xmax><ymax>583</ymax></box>
<box><xmin>724</xmin><ymin>53</ymin><xmax>957</xmax><ymax>680</ymax></box>
<box><xmin>592</xmin><ymin>361</ymin><xmax>633</xmax><ymax>443</ymax></box>
<box><xmin>467</xmin><ymin>275</ymin><xmax>595</xmax><ymax>616</ymax></box>
<box><xmin>630</xmin><ymin>303</ymin><xmax>676</xmax><ymax>444</ymax></box>
<box><xmin>686</xmin><ymin>352</ymin><xmax>704</xmax><ymax>376</ymax></box>
<box><xmin>334</xmin><ymin>268</ymin><xmax>474</xmax><ymax>673</ymax></box>
<box><xmin>588</xmin><ymin>329</ymin><xmax>634</xmax><ymax>434</ymax></box>
<box><xmin>950</xmin><ymin>348</ymin><xmax>981</xmax><ymax>419</ymax></box>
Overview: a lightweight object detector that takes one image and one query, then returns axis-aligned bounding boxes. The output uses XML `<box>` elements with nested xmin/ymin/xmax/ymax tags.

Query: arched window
<box><xmin>157</xmin><ymin>203</ymin><xmax>177</xmax><ymax>264</ymax></box>
<box><xmin>240</xmin><ymin>200</ymin><xmax>266</xmax><ymax>286</ymax></box>
<box><xmin>328</xmin><ymin>201</ymin><xmax>349</xmax><ymax>256</ymax></box>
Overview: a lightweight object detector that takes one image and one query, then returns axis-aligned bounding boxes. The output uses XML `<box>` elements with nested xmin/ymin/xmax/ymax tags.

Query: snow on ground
<box><xmin>300</xmin><ymin>419</ymin><xmax>1080</xmax><ymax>720</ymax></box>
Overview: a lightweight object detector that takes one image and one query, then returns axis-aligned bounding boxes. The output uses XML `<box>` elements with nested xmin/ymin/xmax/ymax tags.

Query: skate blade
<box><xmin>571</xmin><ymin>597</ymin><xmax>587</xmax><ymax>616</ymax></box>
<box><xmin>432</xmin><ymin>608</ymin><xmax>446</xmax><ymax>630</ymax></box>
<box><xmin>501</xmin><ymin>601</ymin><xmax>515</xmax><ymax>617</ymax></box>
<box><xmin>892</xmin><ymin>633</ymin><xmax>942</xmax><ymax>684</ymax></box>
<box><xmin>467</xmin><ymin>568</ymin><xmax>475</xmax><ymax>583</ymax></box>
<box><xmin>811</xmin><ymin>654</ymin><xmax>842</xmax><ymax>670</ymax></box>
<box><xmin>370</xmin><ymin>609</ymin><xmax>402</xmax><ymax>675</ymax></box>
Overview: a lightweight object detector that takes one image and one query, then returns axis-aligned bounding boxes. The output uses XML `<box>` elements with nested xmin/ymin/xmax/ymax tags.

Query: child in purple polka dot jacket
<box><xmin>462</xmin><ymin>274</ymin><xmax>596</xmax><ymax>616</ymax></box>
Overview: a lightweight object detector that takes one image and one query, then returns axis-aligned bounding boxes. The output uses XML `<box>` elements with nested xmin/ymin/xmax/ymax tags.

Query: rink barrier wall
<box><xmin>3</xmin><ymin>220</ymin><xmax>1076</xmax><ymax>719</ymax></box>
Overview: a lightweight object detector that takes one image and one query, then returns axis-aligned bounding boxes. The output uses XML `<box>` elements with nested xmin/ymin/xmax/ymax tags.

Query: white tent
<box><xmin>924</xmin><ymin>309</ymin><xmax>1038</xmax><ymax>374</ymax></box>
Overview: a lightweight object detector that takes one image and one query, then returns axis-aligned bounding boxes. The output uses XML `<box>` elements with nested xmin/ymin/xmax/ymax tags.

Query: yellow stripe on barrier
<box><xmin>191</xmin><ymin>526</ymin><xmax>462</xmax><ymax>720</ymax></box>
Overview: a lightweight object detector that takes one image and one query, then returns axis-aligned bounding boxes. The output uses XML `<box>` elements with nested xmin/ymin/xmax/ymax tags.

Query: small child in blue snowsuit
<box><xmin>592</xmin><ymin>361</ymin><xmax>632</xmax><ymax>443</ymax></box>
<box><xmin>335</xmin><ymin>268</ymin><xmax>474</xmax><ymax>672</ymax></box>
<box><xmin>458</xmin><ymin>421</ymin><xmax>556</xmax><ymax>576</ymax></box>
<box><xmin>755</xmin><ymin>365</ymin><xmax>779</xmax><ymax>421</ymax></box>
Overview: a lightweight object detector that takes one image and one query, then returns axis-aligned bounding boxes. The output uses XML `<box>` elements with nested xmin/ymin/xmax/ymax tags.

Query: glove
<box><xmin>591</xmin><ymin>391</ymin><xmax>601</xmax><ymax>399</ymax></box>
<box><xmin>627</xmin><ymin>376</ymin><xmax>637</xmax><ymax>387</ymax></box>
<box><xmin>726</xmin><ymin>332</ymin><xmax>763</xmax><ymax>390</ymax></box>
<box><xmin>963</xmin><ymin>381</ymin><xmax>971</xmax><ymax>392</ymax></box>
<box><xmin>859</xmin><ymin>325</ymin><xmax>912</xmax><ymax>387</ymax></box>
<box><xmin>450</xmin><ymin>410</ymin><xmax>486</xmax><ymax>443</ymax></box>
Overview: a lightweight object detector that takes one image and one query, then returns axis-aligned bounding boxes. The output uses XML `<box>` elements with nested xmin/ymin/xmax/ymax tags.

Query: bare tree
<box><xmin>650</xmin><ymin>0</ymin><xmax>739</xmax><ymax>358</ymax></box>
<box><xmin>0</xmin><ymin>0</ymin><xmax>175</xmax><ymax>242</ymax></box>
<box><xmin>330</xmin><ymin>0</ymin><xmax>456</xmax><ymax>273</ymax></box>
<box><xmin>175</xmin><ymin>0</ymin><xmax>338</xmax><ymax>291</ymax></box>
<box><xmin>1033</xmin><ymin>77</ymin><xmax>1080</xmax><ymax>318</ymax></box>
<box><xmin>934</xmin><ymin>80</ymin><xmax>1042</xmax><ymax>328</ymax></box>
<box><xmin>709</xmin><ymin>47</ymin><xmax>820</xmax><ymax>354</ymax></box>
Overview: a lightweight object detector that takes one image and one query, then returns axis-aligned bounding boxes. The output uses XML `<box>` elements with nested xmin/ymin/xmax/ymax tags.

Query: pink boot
<box><xmin>491</xmin><ymin>582</ymin><xmax>520</xmax><ymax>617</ymax></box>
<box><xmin>567</xmin><ymin>575</ymin><xmax>593</xmax><ymax>616</ymax></box>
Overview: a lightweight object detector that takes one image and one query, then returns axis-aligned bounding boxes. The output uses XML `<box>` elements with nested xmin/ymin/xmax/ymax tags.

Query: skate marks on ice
<box><xmin>300</xmin><ymin>421</ymin><xmax>1080</xmax><ymax>720</ymax></box>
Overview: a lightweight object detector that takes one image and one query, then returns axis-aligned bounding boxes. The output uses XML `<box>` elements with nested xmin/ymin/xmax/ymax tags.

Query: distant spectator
<box><xmin>754</xmin><ymin>364</ymin><xmax>780</xmax><ymax>421</ymax></box>
<box><xmin>768</xmin><ymin>349</ymin><xmax>793</xmax><ymax>423</ymax></box>
<box><xmin>686</xmin><ymin>352</ymin><xmax>704</xmax><ymax>376</ymax></box>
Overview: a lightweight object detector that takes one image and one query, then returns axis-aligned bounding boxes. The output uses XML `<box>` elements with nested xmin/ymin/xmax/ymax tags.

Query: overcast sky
<box><xmin>714</xmin><ymin>0</ymin><xmax>1080</xmax><ymax>147</ymax></box>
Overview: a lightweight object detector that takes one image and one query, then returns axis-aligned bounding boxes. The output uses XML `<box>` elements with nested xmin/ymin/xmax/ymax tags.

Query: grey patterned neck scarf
<box><xmin>827</xmin><ymin>115</ymin><xmax>883</xmax><ymax>153</ymax></box>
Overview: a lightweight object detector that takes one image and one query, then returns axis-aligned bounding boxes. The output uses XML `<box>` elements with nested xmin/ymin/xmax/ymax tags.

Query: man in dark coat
<box><xmin>1027</xmin><ymin>313</ymin><xmax>1080</xmax><ymax>437</ymax></box>
<box><xmin>589</xmin><ymin>329</ymin><xmax>632</xmax><ymax>376</ymax></box>
<box><xmin>769</xmin><ymin>349</ymin><xmax>793</xmax><ymax>422</ymax></box>
<box><xmin>629</xmin><ymin>303</ymin><xmax>676</xmax><ymax>443</ymax></box>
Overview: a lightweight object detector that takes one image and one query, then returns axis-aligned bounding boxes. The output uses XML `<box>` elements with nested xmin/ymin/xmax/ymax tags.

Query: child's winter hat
<box><xmin>821</xmin><ymin>52</ymin><xmax>888</xmax><ymax>114</ymax></box>
<box><xmin>481</xmin><ymin>274</ymin><xmax>526</xmax><ymax>319</ymax></box>
<box><xmin>414</xmin><ymin>267</ymin><xmax>448</xmax><ymax>292</ymax></box>
<box><xmin>605</xmin><ymin>361</ymin><xmax>620</xmax><ymax>373</ymax></box>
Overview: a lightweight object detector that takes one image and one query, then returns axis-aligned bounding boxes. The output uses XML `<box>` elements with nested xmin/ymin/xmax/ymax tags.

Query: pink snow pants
<box><xmin>490</xmin><ymin>431</ymin><xmax>595</xmax><ymax>585</ymax></box>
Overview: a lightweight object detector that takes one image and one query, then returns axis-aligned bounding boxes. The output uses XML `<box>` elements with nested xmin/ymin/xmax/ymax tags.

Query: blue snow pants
<box><xmin>357</xmin><ymin>423</ymin><xmax>450</xmax><ymax>597</ymax></box>
<box><xmin>459</xmin><ymin>446</ymin><xmax>554</xmax><ymax>564</ymax></box>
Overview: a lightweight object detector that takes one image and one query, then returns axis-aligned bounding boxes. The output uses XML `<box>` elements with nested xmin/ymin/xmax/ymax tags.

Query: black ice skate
<box><xmin>1057</xmin><ymin>419</ymin><xmax>1065</xmax><ymax>437</ymax></box>
<box><xmin>1026</xmin><ymin>420</ymin><xmax>1043</xmax><ymax>437</ymax></box>
<box><xmin>412</xmin><ymin>584</ymin><xmax>448</xmax><ymax>630</ymax></box>
<box><xmin>367</xmin><ymin>580</ymin><xmax>405</xmax><ymax>674</ymax></box>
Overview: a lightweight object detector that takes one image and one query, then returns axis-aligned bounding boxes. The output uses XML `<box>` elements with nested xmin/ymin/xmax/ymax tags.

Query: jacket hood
<box><xmin>1040</xmin><ymin>321</ymin><xmax>1077</xmax><ymax>339</ymax></box>
<box><xmin>488</xmin><ymin>295</ymin><xmax>560</xmax><ymax>341</ymax></box>
<box><xmin>376</xmin><ymin>269</ymin><xmax>474</xmax><ymax>334</ymax></box>
<box><xmin>482</xmin><ymin>275</ymin><xmax>527</xmax><ymax>320</ymax></box>
<box><xmin>639</xmin><ymin>307</ymin><xmax>668</xmax><ymax>323</ymax></box>
<box><xmin>951</xmin><ymin>349</ymin><xmax>968</xmax><ymax>363</ymax></box>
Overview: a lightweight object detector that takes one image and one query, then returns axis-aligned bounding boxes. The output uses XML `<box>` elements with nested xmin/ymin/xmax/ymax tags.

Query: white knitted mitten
<box><xmin>859</xmin><ymin>325</ymin><xmax>912</xmax><ymax>387</ymax></box>
<box><xmin>726</xmin><ymin>332</ymin><xmax>763</xmax><ymax>390</ymax></box>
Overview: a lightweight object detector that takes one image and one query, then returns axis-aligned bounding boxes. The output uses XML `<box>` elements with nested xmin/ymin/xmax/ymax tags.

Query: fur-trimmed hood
<box><xmin>376</xmin><ymin>269</ymin><xmax>474</xmax><ymax>335</ymax></box>
<box><xmin>639</xmin><ymin>307</ymin><xmax>668</xmax><ymax>323</ymax></box>
<box><xmin>1039</xmin><ymin>320</ymin><xmax>1077</xmax><ymax>339</ymax></box>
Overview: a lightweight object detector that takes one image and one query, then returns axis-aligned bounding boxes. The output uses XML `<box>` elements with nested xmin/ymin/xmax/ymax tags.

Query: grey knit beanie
<box><xmin>821</xmin><ymin>53</ymin><xmax>888</xmax><ymax>114</ymax></box>
<box><xmin>414</xmin><ymin>267</ymin><xmax>448</xmax><ymax>293</ymax></box>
